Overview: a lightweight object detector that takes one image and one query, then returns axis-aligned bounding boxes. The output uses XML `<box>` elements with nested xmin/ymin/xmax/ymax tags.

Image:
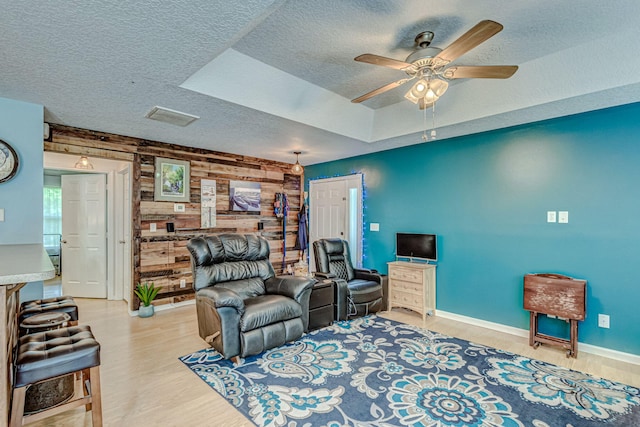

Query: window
<box><xmin>43</xmin><ymin>186</ymin><xmax>62</xmax><ymax>249</ymax></box>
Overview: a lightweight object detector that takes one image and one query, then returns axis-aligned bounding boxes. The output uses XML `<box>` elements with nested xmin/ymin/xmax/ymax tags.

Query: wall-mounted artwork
<box><xmin>201</xmin><ymin>179</ymin><xmax>216</xmax><ymax>228</ymax></box>
<box><xmin>154</xmin><ymin>157</ymin><xmax>190</xmax><ymax>202</ymax></box>
<box><xmin>229</xmin><ymin>180</ymin><xmax>261</xmax><ymax>212</ymax></box>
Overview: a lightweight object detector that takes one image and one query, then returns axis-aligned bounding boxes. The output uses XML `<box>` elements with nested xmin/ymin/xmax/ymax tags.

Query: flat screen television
<box><xmin>396</xmin><ymin>233</ymin><xmax>437</xmax><ymax>262</ymax></box>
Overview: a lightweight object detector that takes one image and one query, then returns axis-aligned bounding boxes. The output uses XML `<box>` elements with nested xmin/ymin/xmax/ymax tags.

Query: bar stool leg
<box><xmin>10</xmin><ymin>385</ymin><xmax>27</xmax><ymax>427</ymax></box>
<box><xmin>82</xmin><ymin>368</ymin><xmax>92</xmax><ymax>411</ymax></box>
<box><xmin>89</xmin><ymin>366</ymin><xmax>103</xmax><ymax>426</ymax></box>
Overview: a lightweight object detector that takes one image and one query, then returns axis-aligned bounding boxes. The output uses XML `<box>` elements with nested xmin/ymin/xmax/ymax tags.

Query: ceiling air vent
<box><xmin>145</xmin><ymin>106</ymin><xmax>199</xmax><ymax>127</ymax></box>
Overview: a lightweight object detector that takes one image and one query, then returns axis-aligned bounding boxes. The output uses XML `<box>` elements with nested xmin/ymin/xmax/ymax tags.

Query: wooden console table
<box><xmin>0</xmin><ymin>244</ymin><xmax>55</xmax><ymax>427</ymax></box>
<box><xmin>523</xmin><ymin>273</ymin><xmax>586</xmax><ymax>358</ymax></box>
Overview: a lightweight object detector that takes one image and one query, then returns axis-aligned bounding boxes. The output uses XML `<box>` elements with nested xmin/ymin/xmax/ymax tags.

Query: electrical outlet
<box><xmin>174</xmin><ymin>203</ymin><xmax>185</xmax><ymax>213</ymax></box>
<box><xmin>0</xmin><ymin>208</ymin><xmax>4</xmax><ymax>222</ymax></box>
<box><xmin>598</xmin><ymin>314</ymin><xmax>610</xmax><ymax>329</ymax></box>
<box><xmin>370</xmin><ymin>223</ymin><xmax>380</xmax><ymax>232</ymax></box>
<box><xmin>558</xmin><ymin>211</ymin><xmax>569</xmax><ymax>223</ymax></box>
<box><xmin>179</xmin><ymin>279</ymin><xmax>187</xmax><ymax>288</ymax></box>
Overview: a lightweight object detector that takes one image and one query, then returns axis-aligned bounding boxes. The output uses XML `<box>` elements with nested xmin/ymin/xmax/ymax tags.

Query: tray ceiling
<box><xmin>2</xmin><ymin>0</ymin><xmax>640</xmax><ymax>165</ymax></box>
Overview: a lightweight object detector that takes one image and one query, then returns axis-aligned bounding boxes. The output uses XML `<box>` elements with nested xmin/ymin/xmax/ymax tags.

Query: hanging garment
<box><xmin>274</xmin><ymin>193</ymin><xmax>289</xmax><ymax>219</ymax></box>
<box><xmin>274</xmin><ymin>192</ymin><xmax>289</xmax><ymax>272</ymax></box>
<box><xmin>295</xmin><ymin>204</ymin><xmax>308</xmax><ymax>252</ymax></box>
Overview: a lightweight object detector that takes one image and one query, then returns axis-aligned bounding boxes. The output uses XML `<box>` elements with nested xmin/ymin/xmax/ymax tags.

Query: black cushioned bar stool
<box><xmin>10</xmin><ymin>325</ymin><xmax>102</xmax><ymax>427</ymax></box>
<box><xmin>20</xmin><ymin>296</ymin><xmax>79</xmax><ymax>327</ymax></box>
<box><xmin>18</xmin><ymin>311</ymin><xmax>75</xmax><ymax>415</ymax></box>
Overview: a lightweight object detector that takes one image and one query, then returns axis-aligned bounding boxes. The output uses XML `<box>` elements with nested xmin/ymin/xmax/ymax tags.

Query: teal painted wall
<box><xmin>0</xmin><ymin>96</ymin><xmax>45</xmax><ymax>300</ymax></box>
<box><xmin>305</xmin><ymin>102</ymin><xmax>640</xmax><ymax>355</ymax></box>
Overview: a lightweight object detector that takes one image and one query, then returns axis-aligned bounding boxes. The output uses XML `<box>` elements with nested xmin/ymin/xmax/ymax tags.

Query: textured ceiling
<box><xmin>2</xmin><ymin>0</ymin><xmax>640</xmax><ymax>166</ymax></box>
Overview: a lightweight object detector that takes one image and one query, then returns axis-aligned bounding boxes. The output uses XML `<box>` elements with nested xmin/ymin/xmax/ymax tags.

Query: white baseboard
<box><xmin>130</xmin><ymin>299</ymin><xmax>195</xmax><ymax>317</ymax></box>
<box><xmin>437</xmin><ymin>310</ymin><xmax>640</xmax><ymax>366</ymax></box>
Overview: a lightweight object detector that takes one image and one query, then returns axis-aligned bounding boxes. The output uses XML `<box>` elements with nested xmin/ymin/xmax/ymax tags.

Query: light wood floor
<box><xmin>26</xmin><ymin>299</ymin><xmax>640</xmax><ymax>427</ymax></box>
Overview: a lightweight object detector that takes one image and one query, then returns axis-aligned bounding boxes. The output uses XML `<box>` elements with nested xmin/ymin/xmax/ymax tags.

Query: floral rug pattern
<box><xmin>180</xmin><ymin>316</ymin><xmax>640</xmax><ymax>426</ymax></box>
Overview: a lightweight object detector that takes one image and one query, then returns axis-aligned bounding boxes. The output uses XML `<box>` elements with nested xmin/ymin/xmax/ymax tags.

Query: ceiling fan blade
<box><xmin>435</xmin><ymin>20</ymin><xmax>503</xmax><ymax>64</ymax></box>
<box><xmin>351</xmin><ymin>78</ymin><xmax>411</xmax><ymax>103</ymax></box>
<box><xmin>355</xmin><ymin>54</ymin><xmax>414</xmax><ymax>70</ymax></box>
<box><xmin>444</xmin><ymin>65</ymin><xmax>518</xmax><ymax>79</ymax></box>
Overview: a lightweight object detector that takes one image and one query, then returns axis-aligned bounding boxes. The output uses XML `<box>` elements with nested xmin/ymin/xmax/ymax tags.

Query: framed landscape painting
<box><xmin>229</xmin><ymin>180</ymin><xmax>261</xmax><ymax>212</ymax></box>
<box><xmin>154</xmin><ymin>157</ymin><xmax>190</xmax><ymax>202</ymax></box>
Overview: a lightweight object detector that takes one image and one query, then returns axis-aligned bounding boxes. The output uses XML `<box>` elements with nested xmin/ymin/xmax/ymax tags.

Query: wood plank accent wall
<box><xmin>45</xmin><ymin>124</ymin><xmax>304</xmax><ymax>309</ymax></box>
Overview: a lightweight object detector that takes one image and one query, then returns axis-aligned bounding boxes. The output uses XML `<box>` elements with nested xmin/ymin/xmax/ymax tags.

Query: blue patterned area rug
<box><xmin>180</xmin><ymin>316</ymin><xmax>640</xmax><ymax>426</ymax></box>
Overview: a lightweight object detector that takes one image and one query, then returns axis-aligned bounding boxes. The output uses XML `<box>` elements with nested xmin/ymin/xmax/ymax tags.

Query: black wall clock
<box><xmin>0</xmin><ymin>139</ymin><xmax>19</xmax><ymax>183</ymax></box>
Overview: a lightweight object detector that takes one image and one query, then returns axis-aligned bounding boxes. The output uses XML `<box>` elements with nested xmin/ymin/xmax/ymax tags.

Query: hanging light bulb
<box><xmin>291</xmin><ymin>151</ymin><xmax>304</xmax><ymax>175</ymax></box>
<box><xmin>74</xmin><ymin>155</ymin><xmax>94</xmax><ymax>170</ymax></box>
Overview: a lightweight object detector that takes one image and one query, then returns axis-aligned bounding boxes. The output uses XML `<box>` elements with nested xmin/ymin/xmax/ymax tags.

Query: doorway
<box><xmin>44</xmin><ymin>152</ymin><xmax>132</xmax><ymax>301</ymax></box>
<box><xmin>308</xmin><ymin>174</ymin><xmax>363</xmax><ymax>270</ymax></box>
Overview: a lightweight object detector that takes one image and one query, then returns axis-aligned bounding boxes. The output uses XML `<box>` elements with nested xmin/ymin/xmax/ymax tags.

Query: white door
<box><xmin>116</xmin><ymin>166</ymin><xmax>132</xmax><ymax>302</ymax></box>
<box><xmin>309</xmin><ymin>174</ymin><xmax>363</xmax><ymax>270</ymax></box>
<box><xmin>310</xmin><ymin>178</ymin><xmax>346</xmax><ymax>241</ymax></box>
<box><xmin>61</xmin><ymin>174</ymin><xmax>107</xmax><ymax>298</ymax></box>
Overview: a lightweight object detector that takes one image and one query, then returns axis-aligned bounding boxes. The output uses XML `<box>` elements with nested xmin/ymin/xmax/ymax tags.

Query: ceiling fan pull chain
<box><xmin>422</xmin><ymin>102</ymin><xmax>428</xmax><ymax>141</ymax></box>
<box><xmin>431</xmin><ymin>101</ymin><xmax>437</xmax><ymax>140</ymax></box>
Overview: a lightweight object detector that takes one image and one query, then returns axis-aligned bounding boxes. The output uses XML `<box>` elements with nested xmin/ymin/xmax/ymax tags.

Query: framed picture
<box><xmin>201</xmin><ymin>179</ymin><xmax>216</xmax><ymax>228</ymax></box>
<box><xmin>154</xmin><ymin>157</ymin><xmax>190</xmax><ymax>202</ymax></box>
<box><xmin>229</xmin><ymin>180</ymin><xmax>261</xmax><ymax>212</ymax></box>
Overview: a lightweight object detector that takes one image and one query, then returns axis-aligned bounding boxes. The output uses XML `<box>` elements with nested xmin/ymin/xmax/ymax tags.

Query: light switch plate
<box><xmin>370</xmin><ymin>223</ymin><xmax>380</xmax><ymax>232</ymax></box>
<box><xmin>547</xmin><ymin>211</ymin><xmax>556</xmax><ymax>223</ymax></box>
<box><xmin>558</xmin><ymin>211</ymin><xmax>569</xmax><ymax>223</ymax></box>
<box><xmin>174</xmin><ymin>203</ymin><xmax>186</xmax><ymax>213</ymax></box>
<box><xmin>150</xmin><ymin>223</ymin><xmax>157</xmax><ymax>232</ymax></box>
<box><xmin>0</xmin><ymin>208</ymin><xmax>4</xmax><ymax>222</ymax></box>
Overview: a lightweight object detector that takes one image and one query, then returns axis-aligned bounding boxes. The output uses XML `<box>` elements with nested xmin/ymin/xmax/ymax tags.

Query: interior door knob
<box><xmin>62</xmin><ymin>240</ymin><xmax>67</xmax><ymax>244</ymax></box>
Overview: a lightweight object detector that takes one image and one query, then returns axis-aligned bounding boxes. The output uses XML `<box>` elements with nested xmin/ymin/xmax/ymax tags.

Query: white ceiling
<box><xmin>2</xmin><ymin>1</ymin><xmax>640</xmax><ymax>166</ymax></box>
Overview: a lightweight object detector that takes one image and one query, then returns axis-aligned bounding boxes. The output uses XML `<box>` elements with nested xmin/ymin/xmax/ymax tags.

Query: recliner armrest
<box><xmin>265</xmin><ymin>276</ymin><xmax>315</xmax><ymax>301</ymax></box>
<box><xmin>354</xmin><ymin>268</ymin><xmax>383</xmax><ymax>283</ymax></box>
<box><xmin>313</xmin><ymin>272</ymin><xmax>336</xmax><ymax>280</ymax></box>
<box><xmin>196</xmin><ymin>287</ymin><xmax>245</xmax><ymax>315</ymax></box>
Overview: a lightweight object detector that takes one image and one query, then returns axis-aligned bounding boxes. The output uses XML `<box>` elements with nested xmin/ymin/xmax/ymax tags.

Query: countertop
<box><xmin>0</xmin><ymin>243</ymin><xmax>55</xmax><ymax>285</ymax></box>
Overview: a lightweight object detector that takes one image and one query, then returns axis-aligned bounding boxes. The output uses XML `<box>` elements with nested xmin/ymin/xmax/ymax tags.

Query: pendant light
<box><xmin>74</xmin><ymin>155</ymin><xmax>94</xmax><ymax>170</ymax></box>
<box><xmin>291</xmin><ymin>151</ymin><xmax>304</xmax><ymax>175</ymax></box>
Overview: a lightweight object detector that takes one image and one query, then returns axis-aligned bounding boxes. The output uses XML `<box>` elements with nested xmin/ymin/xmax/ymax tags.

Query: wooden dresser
<box><xmin>387</xmin><ymin>261</ymin><xmax>436</xmax><ymax>326</ymax></box>
<box><xmin>523</xmin><ymin>273</ymin><xmax>586</xmax><ymax>358</ymax></box>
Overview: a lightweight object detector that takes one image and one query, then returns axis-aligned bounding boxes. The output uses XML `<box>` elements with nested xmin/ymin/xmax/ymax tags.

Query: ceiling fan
<box><xmin>351</xmin><ymin>20</ymin><xmax>518</xmax><ymax>109</ymax></box>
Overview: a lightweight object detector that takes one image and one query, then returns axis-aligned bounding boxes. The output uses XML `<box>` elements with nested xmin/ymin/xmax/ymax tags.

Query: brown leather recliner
<box><xmin>187</xmin><ymin>234</ymin><xmax>315</xmax><ymax>361</ymax></box>
<box><xmin>313</xmin><ymin>238</ymin><xmax>387</xmax><ymax>320</ymax></box>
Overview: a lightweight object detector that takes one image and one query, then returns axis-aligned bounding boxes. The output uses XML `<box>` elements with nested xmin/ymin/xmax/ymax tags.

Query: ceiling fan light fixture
<box><xmin>426</xmin><ymin>79</ymin><xmax>449</xmax><ymax>103</ymax></box>
<box><xmin>404</xmin><ymin>78</ymin><xmax>448</xmax><ymax>105</ymax></box>
<box><xmin>404</xmin><ymin>79</ymin><xmax>428</xmax><ymax>104</ymax></box>
<box><xmin>291</xmin><ymin>151</ymin><xmax>304</xmax><ymax>175</ymax></box>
